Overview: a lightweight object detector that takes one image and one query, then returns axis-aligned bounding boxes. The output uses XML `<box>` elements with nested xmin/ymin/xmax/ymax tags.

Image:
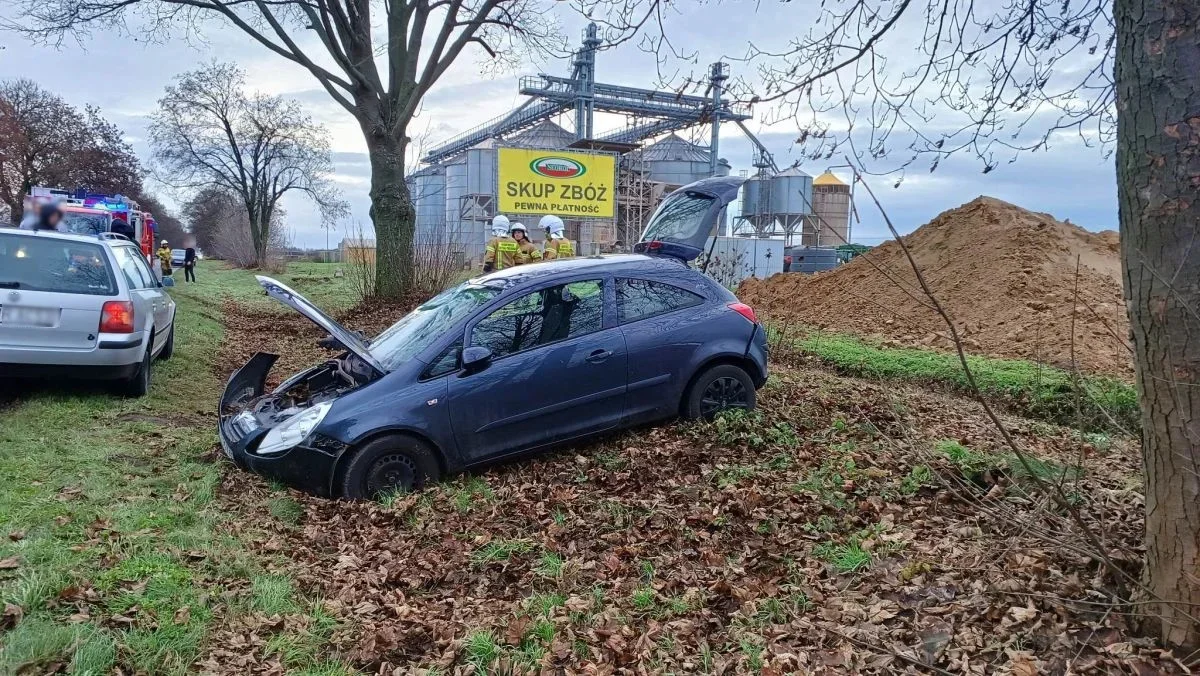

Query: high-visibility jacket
<box><xmin>484</xmin><ymin>236</ymin><xmax>519</xmax><ymax>270</ymax></box>
<box><xmin>157</xmin><ymin>247</ymin><xmax>173</xmax><ymax>274</ymax></box>
<box><xmin>543</xmin><ymin>237</ymin><xmax>575</xmax><ymax>261</ymax></box>
<box><xmin>515</xmin><ymin>240</ymin><xmax>542</xmax><ymax>265</ymax></box>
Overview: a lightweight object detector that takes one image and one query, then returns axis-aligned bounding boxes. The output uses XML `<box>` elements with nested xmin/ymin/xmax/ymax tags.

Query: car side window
<box><xmin>422</xmin><ymin>340</ymin><xmax>462</xmax><ymax>379</ymax></box>
<box><xmin>130</xmin><ymin>251</ymin><xmax>157</xmax><ymax>288</ymax></box>
<box><xmin>615</xmin><ymin>278</ymin><xmax>705</xmax><ymax>324</ymax></box>
<box><xmin>113</xmin><ymin>246</ymin><xmax>152</xmax><ymax>289</ymax></box>
<box><xmin>471</xmin><ymin>279</ymin><xmax>605</xmax><ymax>359</ymax></box>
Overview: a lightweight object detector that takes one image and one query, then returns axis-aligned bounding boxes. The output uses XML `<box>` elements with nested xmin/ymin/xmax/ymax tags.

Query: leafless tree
<box><xmin>150</xmin><ymin>62</ymin><xmax>345</xmax><ymax>266</ymax></box>
<box><xmin>8</xmin><ymin>0</ymin><xmax>557</xmax><ymax>296</ymax></box>
<box><xmin>0</xmin><ymin>79</ymin><xmax>142</xmax><ymax>223</ymax></box>
<box><xmin>137</xmin><ymin>193</ymin><xmax>189</xmax><ymax>244</ymax></box>
<box><xmin>183</xmin><ymin>185</ymin><xmax>241</xmax><ymax>254</ymax></box>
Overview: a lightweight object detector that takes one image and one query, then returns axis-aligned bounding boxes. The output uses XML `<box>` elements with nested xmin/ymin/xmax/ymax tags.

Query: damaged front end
<box><xmin>218</xmin><ymin>351</ymin><xmax>377</xmax><ymax>496</ymax></box>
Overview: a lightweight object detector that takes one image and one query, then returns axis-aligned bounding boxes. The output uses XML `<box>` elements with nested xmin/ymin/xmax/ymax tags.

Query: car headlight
<box><xmin>256</xmin><ymin>401</ymin><xmax>333</xmax><ymax>456</ymax></box>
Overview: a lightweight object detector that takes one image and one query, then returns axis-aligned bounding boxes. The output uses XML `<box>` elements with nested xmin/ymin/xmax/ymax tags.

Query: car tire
<box><xmin>340</xmin><ymin>435</ymin><xmax>441</xmax><ymax>500</ymax></box>
<box><xmin>682</xmin><ymin>363</ymin><xmax>756</xmax><ymax>420</ymax></box>
<box><xmin>159</xmin><ymin>323</ymin><xmax>175</xmax><ymax>361</ymax></box>
<box><xmin>119</xmin><ymin>348</ymin><xmax>152</xmax><ymax>398</ymax></box>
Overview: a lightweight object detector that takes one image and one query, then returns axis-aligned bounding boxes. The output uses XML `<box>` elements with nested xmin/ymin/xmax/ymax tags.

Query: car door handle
<box><xmin>585</xmin><ymin>349</ymin><xmax>613</xmax><ymax>363</ymax></box>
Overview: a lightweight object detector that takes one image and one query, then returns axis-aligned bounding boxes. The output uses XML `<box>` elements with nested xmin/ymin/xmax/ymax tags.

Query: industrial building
<box><xmin>408</xmin><ymin>24</ymin><xmax>852</xmax><ymax>261</ymax></box>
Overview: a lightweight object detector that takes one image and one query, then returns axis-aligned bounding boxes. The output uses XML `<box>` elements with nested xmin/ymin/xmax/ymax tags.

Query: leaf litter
<box><xmin>194</xmin><ymin>296</ymin><xmax>1181</xmax><ymax>675</ymax></box>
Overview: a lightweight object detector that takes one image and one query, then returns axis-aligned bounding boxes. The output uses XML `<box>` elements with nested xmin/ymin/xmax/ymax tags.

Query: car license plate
<box><xmin>0</xmin><ymin>305</ymin><xmax>59</xmax><ymax>328</ymax></box>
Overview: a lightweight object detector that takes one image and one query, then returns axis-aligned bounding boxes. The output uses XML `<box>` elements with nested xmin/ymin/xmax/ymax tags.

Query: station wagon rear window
<box><xmin>0</xmin><ymin>233</ymin><xmax>117</xmax><ymax>296</ymax></box>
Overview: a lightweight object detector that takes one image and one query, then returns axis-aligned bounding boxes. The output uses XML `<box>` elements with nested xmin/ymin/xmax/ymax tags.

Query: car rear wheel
<box><xmin>159</xmin><ymin>323</ymin><xmax>175</xmax><ymax>360</ymax></box>
<box><xmin>340</xmin><ymin>435</ymin><xmax>441</xmax><ymax>500</ymax></box>
<box><xmin>119</xmin><ymin>348</ymin><xmax>152</xmax><ymax>398</ymax></box>
<box><xmin>682</xmin><ymin>364</ymin><xmax>756</xmax><ymax>420</ymax></box>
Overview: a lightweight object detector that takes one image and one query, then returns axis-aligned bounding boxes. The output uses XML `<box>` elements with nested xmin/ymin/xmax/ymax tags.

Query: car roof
<box><xmin>0</xmin><ymin>227</ymin><xmax>136</xmax><ymax>251</ymax></box>
<box><xmin>471</xmin><ymin>254</ymin><xmax>690</xmax><ymax>287</ymax></box>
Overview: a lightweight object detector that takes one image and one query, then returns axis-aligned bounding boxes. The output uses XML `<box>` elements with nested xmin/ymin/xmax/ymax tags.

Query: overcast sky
<box><xmin>0</xmin><ymin>2</ymin><xmax>1118</xmax><ymax>248</ymax></box>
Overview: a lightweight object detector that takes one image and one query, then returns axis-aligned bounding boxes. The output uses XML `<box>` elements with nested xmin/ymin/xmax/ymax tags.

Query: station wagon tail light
<box><xmin>728</xmin><ymin>302</ymin><xmax>758</xmax><ymax>324</ymax></box>
<box><xmin>99</xmin><ymin>301</ymin><xmax>135</xmax><ymax>333</ymax></box>
<box><xmin>644</xmin><ymin>240</ymin><xmax>663</xmax><ymax>250</ymax></box>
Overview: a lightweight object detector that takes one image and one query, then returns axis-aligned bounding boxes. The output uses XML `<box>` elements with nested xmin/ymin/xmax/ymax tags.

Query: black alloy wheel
<box><xmin>682</xmin><ymin>364</ymin><xmax>758</xmax><ymax>420</ymax></box>
<box><xmin>699</xmin><ymin>376</ymin><xmax>751</xmax><ymax>417</ymax></box>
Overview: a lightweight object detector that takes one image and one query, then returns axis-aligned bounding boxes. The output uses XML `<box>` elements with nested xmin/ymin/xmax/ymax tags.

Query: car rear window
<box><xmin>0</xmin><ymin>232</ymin><xmax>118</xmax><ymax>296</ymax></box>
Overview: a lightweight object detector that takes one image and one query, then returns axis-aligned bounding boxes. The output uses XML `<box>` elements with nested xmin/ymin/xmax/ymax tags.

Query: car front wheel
<box><xmin>682</xmin><ymin>363</ymin><xmax>756</xmax><ymax>420</ymax></box>
<box><xmin>340</xmin><ymin>435</ymin><xmax>441</xmax><ymax>500</ymax></box>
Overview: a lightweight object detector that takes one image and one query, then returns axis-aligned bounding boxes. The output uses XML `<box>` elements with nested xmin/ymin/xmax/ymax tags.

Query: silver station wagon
<box><xmin>0</xmin><ymin>229</ymin><xmax>176</xmax><ymax>396</ymax></box>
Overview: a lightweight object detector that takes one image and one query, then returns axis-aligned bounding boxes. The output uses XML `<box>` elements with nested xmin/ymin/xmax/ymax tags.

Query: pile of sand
<box><xmin>739</xmin><ymin>197</ymin><xmax>1132</xmax><ymax>377</ymax></box>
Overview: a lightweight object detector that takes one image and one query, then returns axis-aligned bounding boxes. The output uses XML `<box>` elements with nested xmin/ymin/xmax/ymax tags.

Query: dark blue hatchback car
<box><xmin>219</xmin><ymin>177</ymin><xmax>768</xmax><ymax>499</ymax></box>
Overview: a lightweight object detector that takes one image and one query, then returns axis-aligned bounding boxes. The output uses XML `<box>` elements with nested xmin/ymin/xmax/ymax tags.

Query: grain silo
<box><xmin>409</xmin><ymin>165</ymin><xmax>445</xmax><ymax>241</ymax></box>
<box><xmin>807</xmin><ymin>170</ymin><xmax>851</xmax><ymax>246</ymax></box>
<box><xmin>769</xmin><ymin>167</ymin><xmax>813</xmax><ymax>243</ymax></box>
<box><xmin>642</xmin><ymin>134</ymin><xmax>730</xmax><ymax>186</ymax></box>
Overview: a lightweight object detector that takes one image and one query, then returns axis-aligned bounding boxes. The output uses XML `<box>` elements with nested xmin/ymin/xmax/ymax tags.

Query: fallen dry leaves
<box><xmin>193</xmin><ymin>297</ymin><xmax>1184</xmax><ymax>675</ymax></box>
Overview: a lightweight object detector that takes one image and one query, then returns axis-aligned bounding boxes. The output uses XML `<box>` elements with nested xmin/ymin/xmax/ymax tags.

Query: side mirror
<box><xmin>461</xmin><ymin>346</ymin><xmax>493</xmax><ymax>374</ymax></box>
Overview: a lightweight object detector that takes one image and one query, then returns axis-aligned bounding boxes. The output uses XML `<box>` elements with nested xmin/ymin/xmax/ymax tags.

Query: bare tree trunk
<box><xmin>1115</xmin><ymin>0</ymin><xmax>1200</xmax><ymax>651</ymax></box>
<box><xmin>366</xmin><ymin>133</ymin><xmax>415</xmax><ymax>298</ymax></box>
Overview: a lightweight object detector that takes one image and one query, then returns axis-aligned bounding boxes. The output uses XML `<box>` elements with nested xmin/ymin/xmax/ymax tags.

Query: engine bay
<box><xmin>249</xmin><ymin>352</ymin><xmax>376</xmax><ymax>426</ymax></box>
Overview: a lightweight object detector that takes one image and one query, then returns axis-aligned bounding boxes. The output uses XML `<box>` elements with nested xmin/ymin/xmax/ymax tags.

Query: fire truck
<box><xmin>27</xmin><ymin>187</ymin><xmax>157</xmax><ymax>257</ymax></box>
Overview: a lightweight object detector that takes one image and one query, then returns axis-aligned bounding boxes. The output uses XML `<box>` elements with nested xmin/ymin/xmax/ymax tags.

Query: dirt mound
<box><xmin>740</xmin><ymin>197</ymin><xmax>1131</xmax><ymax>377</ymax></box>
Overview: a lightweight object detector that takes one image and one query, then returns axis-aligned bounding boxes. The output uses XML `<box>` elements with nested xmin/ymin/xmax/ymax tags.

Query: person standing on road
<box><xmin>510</xmin><ymin>223</ymin><xmax>541</xmax><ymax>265</ymax></box>
<box><xmin>539</xmin><ymin>215</ymin><xmax>574</xmax><ymax>260</ymax></box>
<box><xmin>183</xmin><ymin>246</ymin><xmax>197</xmax><ymax>283</ymax></box>
<box><xmin>483</xmin><ymin>215</ymin><xmax>519</xmax><ymax>272</ymax></box>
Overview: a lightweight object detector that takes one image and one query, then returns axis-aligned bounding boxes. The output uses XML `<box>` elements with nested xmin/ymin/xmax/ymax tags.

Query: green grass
<box><xmin>935</xmin><ymin>438</ymin><xmax>1082</xmax><ymax>490</ymax></box>
<box><xmin>471</xmin><ymin>539</ymin><xmax>535</xmax><ymax>565</ymax></box>
<box><xmin>936</xmin><ymin>439</ymin><xmax>998</xmax><ymax>477</ymax></box>
<box><xmin>463</xmin><ymin>629</ymin><xmax>500</xmax><ymax>674</ymax></box>
<box><xmin>813</xmin><ymin>540</ymin><xmax>872</xmax><ymax>574</ymax></box>
<box><xmin>791</xmin><ymin>331</ymin><xmax>1137</xmax><ymax>433</ymax></box>
<box><xmin>185</xmin><ymin>260</ymin><xmax>360</xmax><ymax>315</ymax></box>
<box><xmin>534</xmin><ymin>551</ymin><xmax>565</xmax><ymax>579</ymax></box>
<box><xmin>0</xmin><ymin>261</ymin><xmax>354</xmax><ymax>674</ymax></box>
<box><xmin>268</xmin><ymin>495</ymin><xmax>306</xmax><ymax>524</ymax></box>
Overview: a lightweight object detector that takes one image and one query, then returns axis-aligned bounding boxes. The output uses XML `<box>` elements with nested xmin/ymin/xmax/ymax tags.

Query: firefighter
<box><xmin>157</xmin><ymin>240</ymin><xmax>174</xmax><ymax>277</ymax></box>
<box><xmin>510</xmin><ymin>223</ymin><xmax>542</xmax><ymax>265</ymax></box>
<box><xmin>539</xmin><ymin>215</ymin><xmax>574</xmax><ymax>260</ymax></box>
<box><xmin>483</xmin><ymin>215</ymin><xmax>519</xmax><ymax>272</ymax></box>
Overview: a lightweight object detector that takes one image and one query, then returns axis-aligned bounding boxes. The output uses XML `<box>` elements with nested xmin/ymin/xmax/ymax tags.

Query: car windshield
<box><xmin>368</xmin><ymin>282</ymin><xmax>502</xmax><ymax>371</ymax></box>
<box><xmin>0</xmin><ymin>232</ymin><xmax>117</xmax><ymax>295</ymax></box>
<box><xmin>60</xmin><ymin>211</ymin><xmax>111</xmax><ymax>235</ymax></box>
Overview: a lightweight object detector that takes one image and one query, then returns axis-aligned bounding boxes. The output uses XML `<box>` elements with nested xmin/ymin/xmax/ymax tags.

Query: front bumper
<box><xmin>218</xmin><ymin>353</ymin><xmax>348</xmax><ymax>497</ymax></box>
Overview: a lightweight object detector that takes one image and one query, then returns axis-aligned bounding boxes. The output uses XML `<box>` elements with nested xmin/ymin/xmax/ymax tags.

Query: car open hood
<box><xmin>256</xmin><ymin>275</ymin><xmax>386</xmax><ymax>374</ymax></box>
<box><xmin>634</xmin><ymin>175</ymin><xmax>746</xmax><ymax>261</ymax></box>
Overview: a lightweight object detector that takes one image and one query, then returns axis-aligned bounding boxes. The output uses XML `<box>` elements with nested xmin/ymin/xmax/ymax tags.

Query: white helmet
<box><xmin>510</xmin><ymin>222</ymin><xmax>528</xmax><ymax>236</ymax></box>
<box><xmin>539</xmin><ymin>214</ymin><xmax>565</xmax><ymax>238</ymax></box>
<box><xmin>160</xmin><ymin>240</ymin><xmax>168</xmax><ymax>246</ymax></box>
<box><xmin>491</xmin><ymin>214</ymin><xmax>511</xmax><ymax>237</ymax></box>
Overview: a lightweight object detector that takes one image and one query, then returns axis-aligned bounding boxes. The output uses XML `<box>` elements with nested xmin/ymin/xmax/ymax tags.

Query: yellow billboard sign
<box><xmin>497</xmin><ymin>148</ymin><xmax>616</xmax><ymax>218</ymax></box>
